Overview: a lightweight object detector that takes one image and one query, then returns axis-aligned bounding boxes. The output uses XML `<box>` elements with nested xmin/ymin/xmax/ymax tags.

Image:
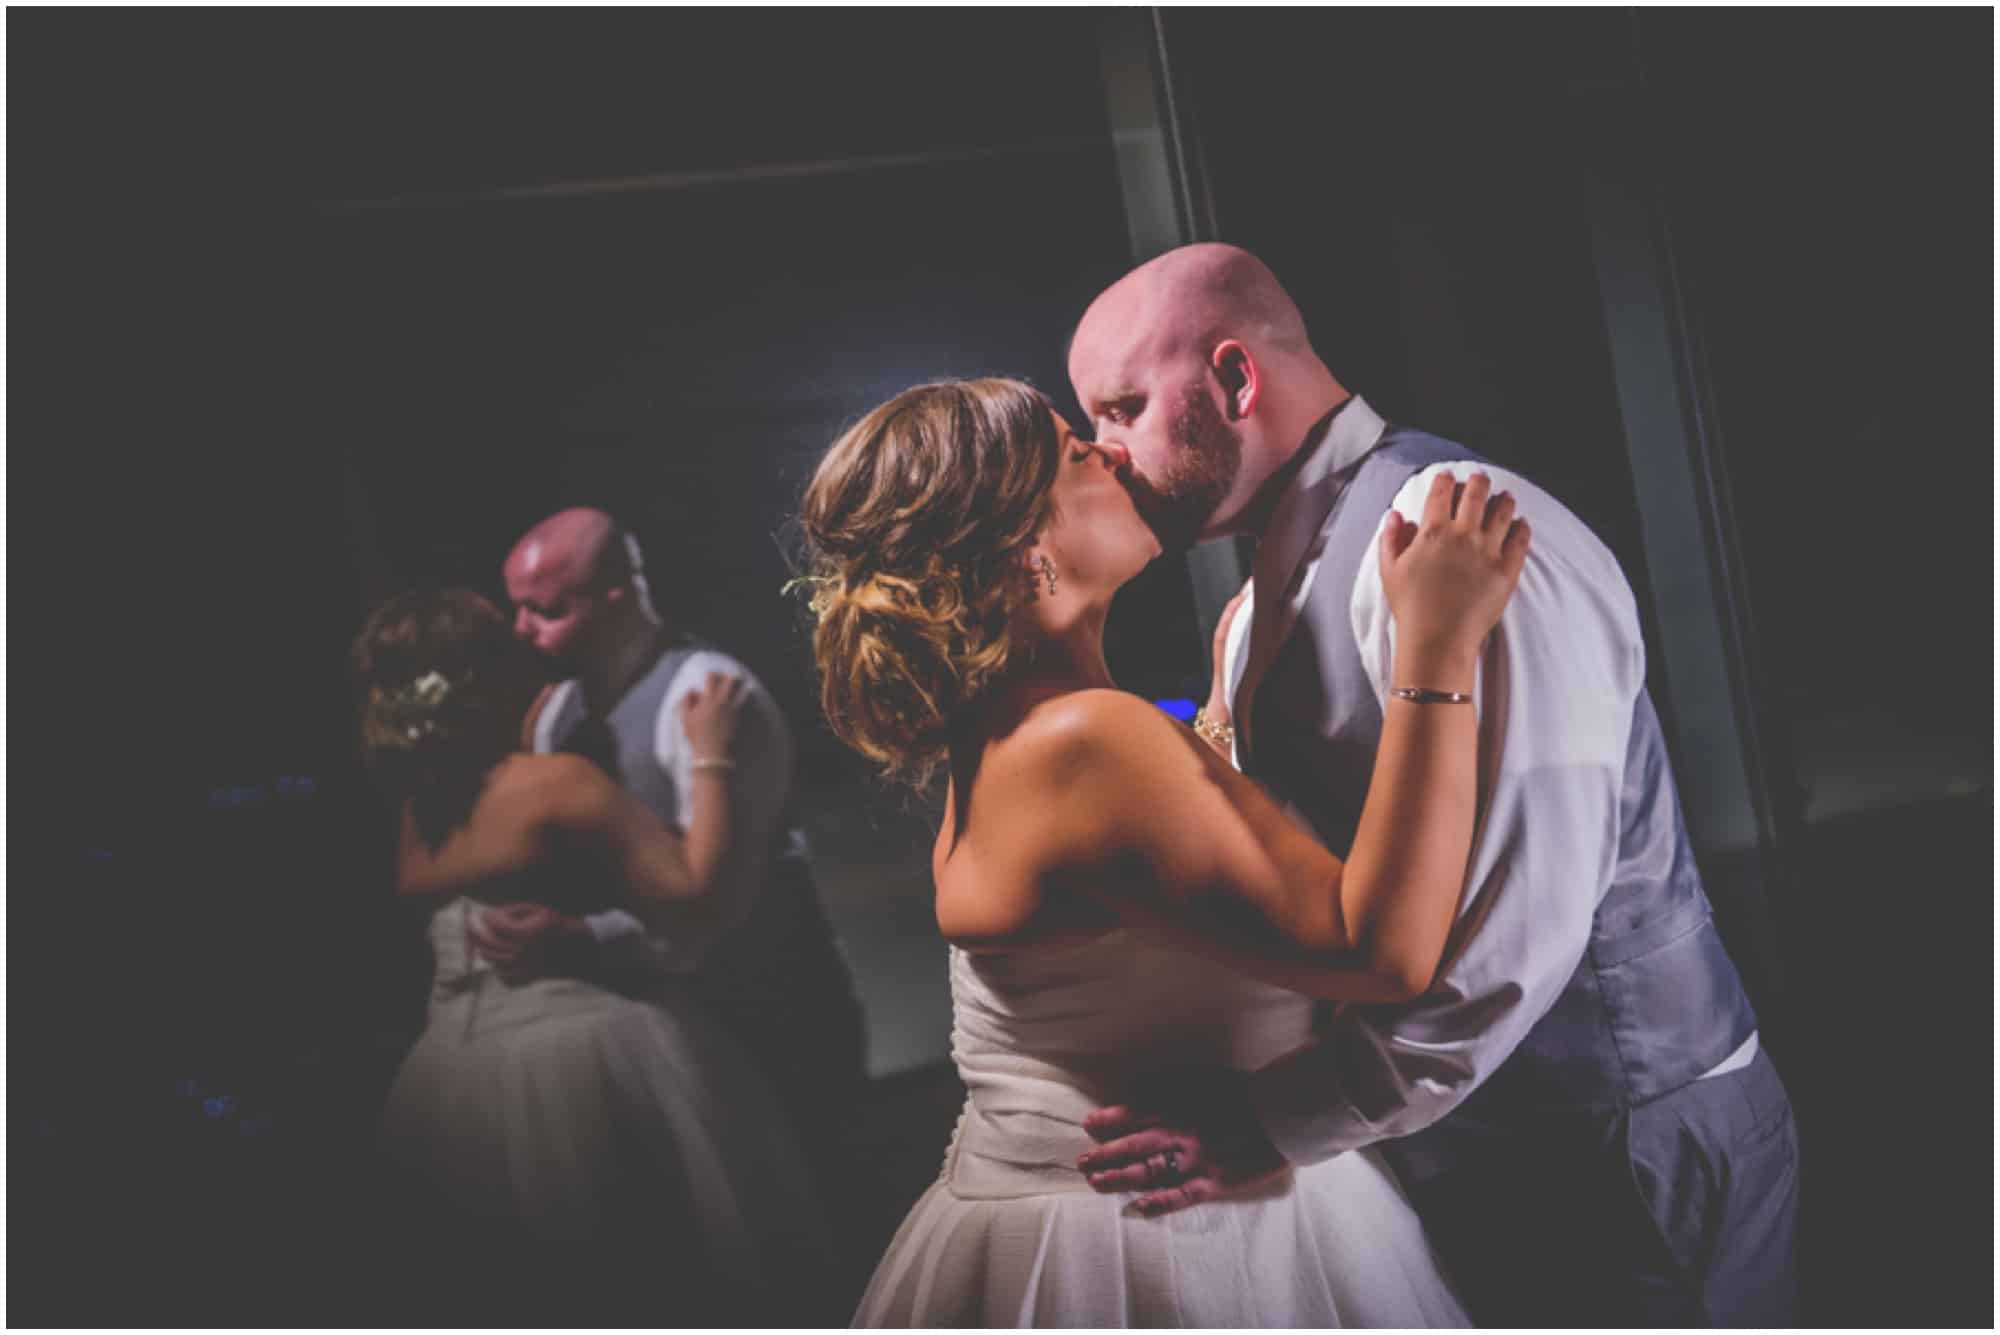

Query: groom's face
<box><xmin>1069</xmin><ymin>340</ymin><xmax>1241</xmax><ymax>552</ymax></box>
<box><xmin>505</xmin><ymin>557</ymin><xmax>603</xmax><ymax>673</ymax></box>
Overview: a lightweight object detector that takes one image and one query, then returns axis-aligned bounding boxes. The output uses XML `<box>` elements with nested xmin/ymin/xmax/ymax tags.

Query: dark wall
<box><xmin>1167</xmin><ymin>10</ymin><xmax>1993</xmax><ymax>1326</ymax></box>
<box><xmin>1638</xmin><ymin>8</ymin><xmax>1992</xmax><ymax>737</ymax></box>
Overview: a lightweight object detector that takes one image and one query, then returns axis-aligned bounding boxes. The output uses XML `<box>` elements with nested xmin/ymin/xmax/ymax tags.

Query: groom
<box><xmin>1065</xmin><ymin>245</ymin><xmax>1798</xmax><ymax>1326</ymax></box>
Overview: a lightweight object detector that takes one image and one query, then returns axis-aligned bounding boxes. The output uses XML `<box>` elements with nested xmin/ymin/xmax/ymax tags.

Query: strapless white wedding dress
<box><xmin>382</xmin><ymin>897</ymin><xmax>831</xmax><ymax>1321</ymax></box>
<box><xmin>854</xmin><ymin>931</ymin><xmax>1469</xmax><ymax>1327</ymax></box>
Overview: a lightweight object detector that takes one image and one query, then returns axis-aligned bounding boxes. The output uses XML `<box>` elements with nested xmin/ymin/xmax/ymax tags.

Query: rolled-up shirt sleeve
<box><xmin>1248</xmin><ymin>462</ymin><xmax>1646</xmax><ymax>1165</ymax></box>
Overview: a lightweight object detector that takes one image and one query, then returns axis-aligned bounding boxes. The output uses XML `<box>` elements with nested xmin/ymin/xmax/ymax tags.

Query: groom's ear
<box><xmin>1212</xmin><ymin>340</ymin><xmax>1260</xmax><ymax>421</ymax></box>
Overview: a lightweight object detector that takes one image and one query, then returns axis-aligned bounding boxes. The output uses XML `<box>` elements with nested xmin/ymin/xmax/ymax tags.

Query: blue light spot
<box><xmin>202</xmin><ymin>1095</ymin><xmax>238</xmax><ymax>1120</ymax></box>
<box><xmin>1153</xmin><ymin>698</ymin><xmax>1199</xmax><ymax>722</ymax></box>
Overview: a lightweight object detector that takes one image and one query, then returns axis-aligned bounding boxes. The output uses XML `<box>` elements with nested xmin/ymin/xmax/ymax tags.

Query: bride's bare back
<box><xmin>394</xmin><ymin>753</ymin><xmax>610</xmax><ymax>911</ymax></box>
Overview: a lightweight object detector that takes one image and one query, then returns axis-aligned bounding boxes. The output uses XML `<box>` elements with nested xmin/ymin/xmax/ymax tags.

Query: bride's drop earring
<box><xmin>1038</xmin><ymin>555</ymin><xmax>1058</xmax><ymax>598</ymax></box>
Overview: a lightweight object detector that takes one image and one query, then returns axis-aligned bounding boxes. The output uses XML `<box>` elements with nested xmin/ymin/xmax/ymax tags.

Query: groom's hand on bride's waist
<box><xmin>472</xmin><ymin>903</ymin><xmax>595</xmax><ymax>981</ymax></box>
<box><xmin>1076</xmin><ymin>1071</ymin><xmax>1289</xmax><ymax>1216</ymax></box>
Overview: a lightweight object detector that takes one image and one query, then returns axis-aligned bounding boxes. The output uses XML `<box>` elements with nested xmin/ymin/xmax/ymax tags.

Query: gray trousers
<box><xmin>1391</xmin><ymin>1048</ymin><xmax>1799</xmax><ymax>1327</ymax></box>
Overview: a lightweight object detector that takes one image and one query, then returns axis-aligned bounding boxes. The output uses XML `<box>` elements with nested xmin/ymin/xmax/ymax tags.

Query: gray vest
<box><xmin>541</xmin><ymin>639</ymin><xmax>697</xmax><ymax>829</ymax></box>
<box><xmin>1245</xmin><ymin>429</ymin><xmax>1757</xmax><ymax>1130</ymax></box>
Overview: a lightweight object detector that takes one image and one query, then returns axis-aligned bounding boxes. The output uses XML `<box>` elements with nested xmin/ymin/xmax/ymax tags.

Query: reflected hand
<box><xmin>1076</xmin><ymin>1069</ymin><xmax>1289</xmax><ymax>1216</ymax></box>
<box><xmin>471</xmin><ymin>903</ymin><xmax>591</xmax><ymax>979</ymax></box>
<box><xmin>680</xmin><ymin>671</ymin><xmax>748</xmax><ymax>757</ymax></box>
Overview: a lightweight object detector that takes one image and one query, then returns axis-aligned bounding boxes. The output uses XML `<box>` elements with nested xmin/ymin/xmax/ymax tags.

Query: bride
<box><xmin>798</xmin><ymin>378</ymin><xmax>1527</xmax><ymax>1327</ymax></box>
<box><xmin>354</xmin><ymin>588</ymin><xmax>832</xmax><ymax>1325</ymax></box>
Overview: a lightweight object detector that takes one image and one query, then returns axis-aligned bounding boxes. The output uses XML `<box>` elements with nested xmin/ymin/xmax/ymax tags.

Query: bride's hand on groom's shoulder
<box><xmin>1380</xmin><ymin>469</ymin><xmax>1530</xmax><ymax>669</ymax></box>
<box><xmin>1075</xmin><ymin>1069</ymin><xmax>1289</xmax><ymax>1216</ymax></box>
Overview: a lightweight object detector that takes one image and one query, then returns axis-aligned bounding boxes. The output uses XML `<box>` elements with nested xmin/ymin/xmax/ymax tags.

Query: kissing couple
<box><xmin>807</xmin><ymin>244</ymin><xmax>1798</xmax><ymax>1328</ymax></box>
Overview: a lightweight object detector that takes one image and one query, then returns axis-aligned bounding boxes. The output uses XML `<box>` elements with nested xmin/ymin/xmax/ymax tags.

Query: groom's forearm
<box><xmin>1248</xmin><ymin>1019</ymin><xmax>1469</xmax><ymax>1164</ymax></box>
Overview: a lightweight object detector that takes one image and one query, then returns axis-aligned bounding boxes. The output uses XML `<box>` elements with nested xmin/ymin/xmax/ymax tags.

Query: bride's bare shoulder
<box><xmin>987</xmin><ymin>689</ymin><xmax>1188</xmax><ymax>798</ymax></box>
<box><xmin>940</xmin><ymin>692</ymin><xmax>1163</xmax><ymax>948</ymax></box>
<box><xmin>1011</xmin><ymin>688</ymin><xmax>1171</xmax><ymax>747</ymax></box>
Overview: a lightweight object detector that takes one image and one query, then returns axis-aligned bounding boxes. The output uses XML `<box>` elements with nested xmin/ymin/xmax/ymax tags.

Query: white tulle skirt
<box><xmin>383</xmin><ymin>970</ymin><xmax>833</xmax><ymax>1321</ymax></box>
<box><xmin>853</xmin><ymin>1143</ymin><xmax>1469</xmax><ymax>1328</ymax></box>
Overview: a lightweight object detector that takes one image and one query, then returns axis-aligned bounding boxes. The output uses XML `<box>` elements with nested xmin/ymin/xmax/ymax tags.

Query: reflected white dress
<box><xmin>854</xmin><ymin>931</ymin><xmax>1469</xmax><ymax>1327</ymax></box>
<box><xmin>382</xmin><ymin>897</ymin><xmax>831</xmax><ymax>1317</ymax></box>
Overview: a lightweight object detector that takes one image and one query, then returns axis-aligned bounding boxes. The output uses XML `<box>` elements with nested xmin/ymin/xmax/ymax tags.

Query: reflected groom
<box><xmin>482</xmin><ymin>507</ymin><xmax>868</xmax><ymax>1206</ymax></box>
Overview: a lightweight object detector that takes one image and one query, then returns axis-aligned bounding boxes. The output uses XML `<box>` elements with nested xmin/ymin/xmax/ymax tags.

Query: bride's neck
<box><xmin>960</xmin><ymin>612</ymin><xmax>1116</xmax><ymax>753</ymax></box>
<box><xmin>1017</xmin><ymin>606</ymin><xmax>1115</xmax><ymax>695</ymax></box>
<box><xmin>944</xmin><ymin>615</ymin><xmax>1115</xmax><ymax>842</ymax></box>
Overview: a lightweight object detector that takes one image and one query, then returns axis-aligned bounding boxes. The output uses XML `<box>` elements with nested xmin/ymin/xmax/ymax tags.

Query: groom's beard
<box><xmin>530</xmin><ymin>642</ymin><xmax>582</xmax><ymax>682</ymax></box>
<box><xmin>1128</xmin><ymin>386</ymin><xmax>1241</xmax><ymax>552</ymax></box>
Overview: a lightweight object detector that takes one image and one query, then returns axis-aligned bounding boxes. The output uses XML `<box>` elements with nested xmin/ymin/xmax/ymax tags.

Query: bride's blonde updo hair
<box><xmin>798</xmin><ymin>378</ymin><xmax>1063</xmax><ymax>786</ymax></box>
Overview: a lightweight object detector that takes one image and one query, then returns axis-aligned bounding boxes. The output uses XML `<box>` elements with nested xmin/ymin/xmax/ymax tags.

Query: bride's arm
<box><xmin>1003</xmin><ymin>473</ymin><xmax>1526</xmax><ymax>1003</ymax></box>
<box><xmin>532</xmin><ymin>670</ymin><xmax>748</xmax><ymax>933</ymax></box>
<box><xmin>537</xmin><ymin>756</ymin><xmax>723</xmax><ymax>937</ymax></box>
<box><xmin>1018</xmin><ymin>658</ymin><xmax>1475</xmax><ymax>1004</ymax></box>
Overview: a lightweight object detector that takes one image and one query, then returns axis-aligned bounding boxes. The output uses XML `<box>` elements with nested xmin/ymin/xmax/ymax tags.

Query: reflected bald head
<box><xmin>503</xmin><ymin>507</ymin><xmax>653</xmax><ymax>670</ymax></box>
<box><xmin>506</xmin><ymin>508</ymin><xmax>626</xmax><ymax>594</ymax></box>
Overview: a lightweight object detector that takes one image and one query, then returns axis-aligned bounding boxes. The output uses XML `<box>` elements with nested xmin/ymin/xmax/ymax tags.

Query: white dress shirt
<box><xmin>1234</xmin><ymin>397</ymin><xmax>1754</xmax><ymax>1166</ymax></box>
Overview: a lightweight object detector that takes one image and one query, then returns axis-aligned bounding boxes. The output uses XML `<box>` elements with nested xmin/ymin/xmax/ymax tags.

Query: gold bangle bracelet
<box><xmin>1192</xmin><ymin>708</ymin><xmax>1235</xmax><ymax>750</ymax></box>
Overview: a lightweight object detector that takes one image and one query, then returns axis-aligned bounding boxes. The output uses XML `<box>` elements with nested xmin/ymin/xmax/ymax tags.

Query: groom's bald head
<box><xmin>1074</xmin><ymin>244</ymin><xmax>1312</xmax><ymax>370</ymax></box>
<box><xmin>1069</xmin><ymin>244</ymin><xmax>1344</xmax><ymax>544</ymax></box>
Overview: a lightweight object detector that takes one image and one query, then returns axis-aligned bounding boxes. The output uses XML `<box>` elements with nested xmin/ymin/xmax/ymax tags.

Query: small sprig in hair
<box><xmin>362</xmin><ymin>670</ymin><xmax>461</xmax><ymax>751</ymax></box>
<box><xmin>351</xmin><ymin>589</ymin><xmax>547</xmax><ymax>849</ymax></box>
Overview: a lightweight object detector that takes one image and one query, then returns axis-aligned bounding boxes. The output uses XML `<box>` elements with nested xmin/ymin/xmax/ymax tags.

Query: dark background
<box><xmin>9</xmin><ymin>9</ymin><xmax>1991</xmax><ymax>1326</ymax></box>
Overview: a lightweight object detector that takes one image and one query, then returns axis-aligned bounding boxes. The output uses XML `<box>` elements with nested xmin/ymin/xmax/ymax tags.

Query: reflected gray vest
<box><xmin>542</xmin><ymin>640</ymin><xmax>696</xmax><ymax>827</ymax></box>
<box><xmin>1245</xmin><ymin>429</ymin><xmax>1757</xmax><ymax>1125</ymax></box>
<box><xmin>540</xmin><ymin>639</ymin><xmax>806</xmax><ymax>865</ymax></box>
<box><xmin>537</xmin><ymin>641</ymin><xmax>858</xmax><ymax>1081</ymax></box>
